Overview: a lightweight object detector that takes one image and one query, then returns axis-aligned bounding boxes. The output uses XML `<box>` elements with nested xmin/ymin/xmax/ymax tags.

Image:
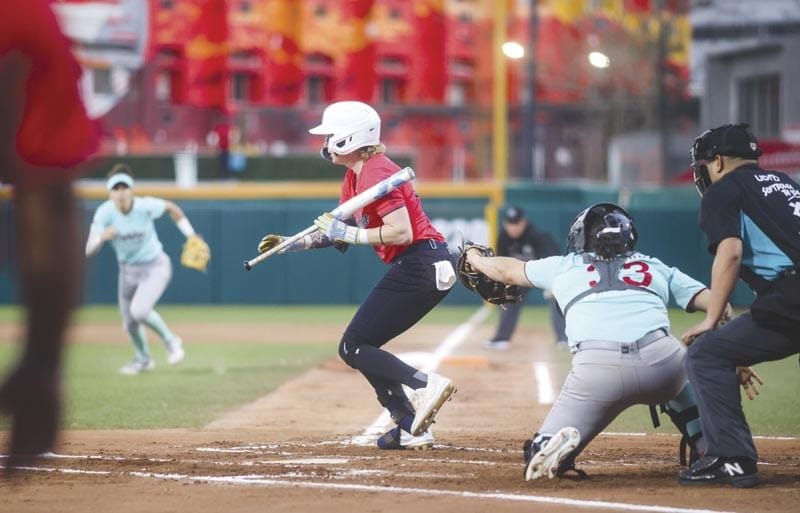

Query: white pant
<box><xmin>539</xmin><ymin>333</ymin><xmax>687</xmax><ymax>458</ymax></box>
<box><xmin>118</xmin><ymin>251</ymin><xmax>172</xmax><ymax>333</ymax></box>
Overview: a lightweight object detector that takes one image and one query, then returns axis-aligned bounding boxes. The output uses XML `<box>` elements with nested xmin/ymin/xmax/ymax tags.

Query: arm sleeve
<box><xmin>664</xmin><ymin>261</ymin><xmax>708</xmax><ymax>309</ymax></box>
<box><xmin>523</xmin><ymin>256</ymin><xmax>563</xmax><ymax>290</ymax></box>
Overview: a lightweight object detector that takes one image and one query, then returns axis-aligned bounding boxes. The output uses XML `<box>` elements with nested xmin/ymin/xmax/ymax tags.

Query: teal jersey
<box><xmin>524</xmin><ymin>252</ymin><xmax>706</xmax><ymax>344</ymax></box>
<box><xmin>90</xmin><ymin>196</ymin><xmax>167</xmax><ymax>264</ymax></box>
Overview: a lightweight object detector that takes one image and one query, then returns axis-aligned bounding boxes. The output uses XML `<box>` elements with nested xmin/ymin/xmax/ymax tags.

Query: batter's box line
<box><xmin>3</xmin><ymin>465</ymin><xmax>742</xmax><ymax>513</ymax></box>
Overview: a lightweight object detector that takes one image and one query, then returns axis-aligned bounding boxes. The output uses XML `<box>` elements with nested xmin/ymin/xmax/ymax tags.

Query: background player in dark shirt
<box><xmin>483</xmin><ymin>206</ymin><xmax>567</xmax><ymax>350</ymax></box>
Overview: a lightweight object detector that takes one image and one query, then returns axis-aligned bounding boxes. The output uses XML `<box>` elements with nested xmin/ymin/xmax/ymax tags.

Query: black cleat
<box><xmin>678</xmin><ymin>455</ymin><xmax>759</xmax><ymax>488</ymax></box>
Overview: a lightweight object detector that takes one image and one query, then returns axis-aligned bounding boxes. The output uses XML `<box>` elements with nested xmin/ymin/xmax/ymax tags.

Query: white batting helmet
<box><xmin>309</xmin><ymin>101</ymin><xmax>381</xmax><ymax>155</ymax></box>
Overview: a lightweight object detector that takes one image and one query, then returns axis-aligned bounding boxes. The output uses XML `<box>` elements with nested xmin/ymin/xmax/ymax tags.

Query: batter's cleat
<box><xmin>410</xmin><ymin>373</ymin><xmax>456</xmax><ymax>436</ymax></box>
<box><xmin>483</xmin><ymin>339</ymin><xmax>511</xmax><ymax>350</ymax></box>
<box><xmin>119</xmin><ymin>357</ymin><xmax>155</xmax><ymax>376</ymax></box>
<box><xmin>377</xmin><ymin>426</ymin><xmax>435</xmax><ymax>450</ymax></box>
<box><xmin>678</xmin><ymin>456</ymin><xmax>759</xmax><ymax>488</ymax></box>
<box><xmin>524</xmin><ymin>426</ymin><xmax>580</xmax><ymax>481</ymax></box>
<box><xmin>165</xmin><ymin>336</ymin><xmax>185</xmax><ymax>365</ymax></box>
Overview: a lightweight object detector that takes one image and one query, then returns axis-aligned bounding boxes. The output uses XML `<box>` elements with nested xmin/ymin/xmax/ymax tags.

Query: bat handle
<box><xmin>243</xmin><ymin>225</ymin><xmax>319</xmax><ymax>270</ymax></box>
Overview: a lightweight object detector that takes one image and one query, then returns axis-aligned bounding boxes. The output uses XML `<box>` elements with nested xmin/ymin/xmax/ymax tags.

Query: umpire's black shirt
<box><xmin>700</xmin><ymin>163</ymin><xmax>800</xmax><ymax>291</ymax></box>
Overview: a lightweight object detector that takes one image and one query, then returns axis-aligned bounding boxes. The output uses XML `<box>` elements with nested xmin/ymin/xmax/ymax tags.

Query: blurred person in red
<box><xmin>212</xmin><ymin>119</ymin><xmax>232</xmax><ymax>180</ymax></box>
<box><xmin>0</xmin><ymin>0</ymin><xmax>98</xmax><ymax>470</ymax></box>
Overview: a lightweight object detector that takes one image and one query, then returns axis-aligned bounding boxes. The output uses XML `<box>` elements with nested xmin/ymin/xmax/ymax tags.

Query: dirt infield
<box><xmin>2</xmin><ymin>316</ymin><xmax>799</xmax><ymax>513</ymax></box>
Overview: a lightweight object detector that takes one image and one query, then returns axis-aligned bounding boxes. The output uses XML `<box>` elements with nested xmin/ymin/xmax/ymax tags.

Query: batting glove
<box><xmin>257</xmin><ymin>234</ymin><xmax>305</xmax><ymax>254</ymax></box>
<box><xmin>314</xmin><ymin>213</ymin><xmax>365</xmax><ymax>245</ymax></box>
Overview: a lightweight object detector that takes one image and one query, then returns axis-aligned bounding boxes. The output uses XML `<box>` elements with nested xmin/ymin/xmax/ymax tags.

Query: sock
<box><xmin>129</xmin><ymin>326</ymin><xmax>150</xmax><ymax>360</ymax></box>
<box><xmin>142</xmin><ymin>310</ymin><xmax>175</xmax><ymax>343</ymax></box>
<box><xmin>398</xmin><ymin>414</ymin><xmax>414</xmax><ymax>433</ymax></box>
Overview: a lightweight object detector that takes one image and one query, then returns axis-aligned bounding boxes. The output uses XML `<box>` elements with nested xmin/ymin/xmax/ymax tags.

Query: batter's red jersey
<box><xmin>340</xmin><ymin>154</ymin><xmax>445</xmax><ymax>264</ymax></box>
<box><xmin>0</xmin><ymin>0</ymin><xmax>98</xmax><ymax>187</ymax></box>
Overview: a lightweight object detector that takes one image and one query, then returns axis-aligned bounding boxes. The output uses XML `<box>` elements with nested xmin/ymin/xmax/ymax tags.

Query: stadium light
<box><xmin>588</xmin><ymin>51</ymin><xmax>610</xmax><ymax>68</ymax></box>
<box><xmin>502</xmin><ymin>41</ymin><xmax>525</xmax><ymax>60</ymax></box>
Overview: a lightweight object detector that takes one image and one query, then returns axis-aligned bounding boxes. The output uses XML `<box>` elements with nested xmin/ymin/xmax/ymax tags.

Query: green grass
<box><xmin>0</xmin><ymin>342</ymin><xmax>335</xmax><ymax>430</ymax></box>
<box><xmin>0</xmin><ymin>304</ymin><xmax>479</xmax><ymax>324</ymax></box>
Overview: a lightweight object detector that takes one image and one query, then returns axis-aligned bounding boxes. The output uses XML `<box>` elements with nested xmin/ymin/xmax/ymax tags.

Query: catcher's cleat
<box><xmin>165</xmin><ymin>336</ymin><xmax>185</xmax><ymax>365</ymax></box>
<box><xmin>119</xmin><ymin>357</ymin><xmax>155</xmax><ymax>376</ymax></box>
<box><xmin>524</xmin><ymin>426</ymin><xmax>580</xmax><ymax>481</ymax></box>
<box><xmin>678</xmin><ymin>455</ymin><xmax>759</xmax><ymax>488</ymax></box>
<box><xmin>410</xmin><ymin>373</ymin><xmax>455</xmax><ymax>436</ymax></box>
<box><xmin>377</xmin><ymin>426</ymin><xmax>434</xmax><ymax>450</ymax></box>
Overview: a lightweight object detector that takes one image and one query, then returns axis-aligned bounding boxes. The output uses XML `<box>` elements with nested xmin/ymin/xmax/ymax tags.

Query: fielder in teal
<box><xmin>86</xmin><ymin>164</ymin><xmax>195</xmax><ymax>375</ymax></box>
<box><xmin>466</xmin><ymin>203</ymin><xmax>730</xmax><ymax>481</ymax></box>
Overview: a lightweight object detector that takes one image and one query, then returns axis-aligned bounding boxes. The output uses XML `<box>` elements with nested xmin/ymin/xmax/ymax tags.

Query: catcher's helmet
<box><xmin>567</xmin><ymin>203</ymin><xmax>637</xmax><ymax>259</ymax></box>
<box><xmin>690</xmin><ymin>123</ymin><xmax>761</xmax><ymax>196</ymax></box>
<box><xmin>309</xmin><ymin>101</ymin><xmax>381</xmax><ymax>157</ymax></box>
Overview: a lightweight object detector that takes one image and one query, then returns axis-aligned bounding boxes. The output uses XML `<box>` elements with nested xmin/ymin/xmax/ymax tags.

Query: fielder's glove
<box><xmin>456</xmin><ymin>243</ymin><xmax>523</xmax><ymax>305</ymax></box>
<box><xmin>257</xmin><ymin>234</ymin><xmax>305</xmax><ymax>254</ymax></box>
<box><xmin>181</xmin><ymin>234</ymin><xmax>210</xmax><ymax>273</ymax></box>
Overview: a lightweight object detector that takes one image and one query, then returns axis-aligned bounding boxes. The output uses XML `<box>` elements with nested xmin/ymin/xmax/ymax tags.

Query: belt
<box><xmin>395</xmin><ymin>239</ymin><xmax>441</xmax><ymax>258</ymax></box>
<box><xmin>574</xmin><ymin>328</ymin><xmax>669</xmax><ymax>354</ymax></box>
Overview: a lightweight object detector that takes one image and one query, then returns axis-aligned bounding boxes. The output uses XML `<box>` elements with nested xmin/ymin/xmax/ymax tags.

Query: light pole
<box><xmin>493</xmin><ymin>0</ymin><xmax>508</xmax><ymax>183</ymax></box>
<box><xmin>520</xmin><ymin>1</ymin><xmax>538</xmax><ymax>179</ymax></box>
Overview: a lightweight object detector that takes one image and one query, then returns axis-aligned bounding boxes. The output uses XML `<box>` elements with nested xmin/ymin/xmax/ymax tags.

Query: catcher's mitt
<box><xmin>456</xmin><ymin>243</ymin><xmax>523</xmax><ymax>305</ymax></box>
<box><xmin>181</xmin><ymin>235</ymin><xmax>210</xmax><ymax>272</ymax></box>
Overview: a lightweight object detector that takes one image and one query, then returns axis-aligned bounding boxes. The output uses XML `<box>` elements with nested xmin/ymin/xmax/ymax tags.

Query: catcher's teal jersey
<box><xmin>89</xmin><ymin>197</ymin><xmax>166</xmax><ymax>264</ymax></box>
<box><xmin>524</xmin><ymin>252</ymin><xmax>705</xmax><ymax>345</ymax></box>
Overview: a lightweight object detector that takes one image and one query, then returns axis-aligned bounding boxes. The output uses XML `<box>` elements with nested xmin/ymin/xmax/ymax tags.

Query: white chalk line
<box><xmin>533</xmin><ymin>362</ymin><xmax>556</xmax><ymax>404</ymax></box>
<box><xmin>349</xmin><ymin>305</ymin><xmax>492</xmax><ymax>444</ymax></box>
<box><xmin>6</xmin><ymin>464</ymin><xmax>741</xmax><ymax>513</ymax></box>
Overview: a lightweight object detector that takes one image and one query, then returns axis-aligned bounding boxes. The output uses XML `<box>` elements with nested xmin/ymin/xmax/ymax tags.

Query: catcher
<box><xmin>459</xmin><ymin>203</ymin><xmax>739</xmax><ymax>481</ymax></box>
<box><xmin>85</xmin><ymin>164</ymin><xmax>210</xmax><ymax>374</ymax></box>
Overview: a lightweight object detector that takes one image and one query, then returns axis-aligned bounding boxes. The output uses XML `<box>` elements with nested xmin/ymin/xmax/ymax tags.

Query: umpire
<box><xmin>679</xmin><ymin>123</ymin><xmax>800</xmax><ymax>488</ymax></box>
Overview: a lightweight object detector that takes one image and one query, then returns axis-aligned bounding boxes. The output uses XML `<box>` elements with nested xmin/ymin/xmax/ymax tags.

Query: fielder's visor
<box><xmin>107</xmin><ymin>173</ymin><xmax>134</xmax><ymax>191</ymax></box>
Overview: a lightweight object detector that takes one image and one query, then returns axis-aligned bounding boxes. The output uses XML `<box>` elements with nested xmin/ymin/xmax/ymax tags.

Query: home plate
<box><xmin>279</xmin><ymin>458</ymin><xmax>349</xmax><ymax>465</ymax></box>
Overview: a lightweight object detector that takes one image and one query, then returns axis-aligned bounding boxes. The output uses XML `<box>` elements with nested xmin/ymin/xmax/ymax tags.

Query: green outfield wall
<box><xmin>0</xmin><ymin>181</ymin><xmax>754</xmax><ymax>307</ymax></box>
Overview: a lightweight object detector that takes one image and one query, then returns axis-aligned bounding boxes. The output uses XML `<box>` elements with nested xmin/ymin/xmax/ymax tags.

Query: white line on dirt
<box><xmin>533</xmin><ymin>362</ymin><xmax>555</xmax><ymax>404</ymax></box>
<box><xmin>8</xmin><ymin>465</ymin><xmax>740</xmax><ymax>513</ymax></box>
<box><xmin>349</xmin><ymin>305</ymin><xmax>492</xmax><ymax>444</ymax></box>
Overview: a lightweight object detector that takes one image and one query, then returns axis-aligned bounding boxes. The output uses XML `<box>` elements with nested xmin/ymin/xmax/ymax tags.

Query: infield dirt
<box><xmin>2</xmin><ymin>319</ymin><xmax>798</xmax><ymax>513</ymax></box>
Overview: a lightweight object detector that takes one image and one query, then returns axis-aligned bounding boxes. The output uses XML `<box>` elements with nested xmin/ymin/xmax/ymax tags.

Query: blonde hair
<box><xmin>359</xmin><ymin>144</ymin><xmax>386</xmax><ymax>160</ymax></box>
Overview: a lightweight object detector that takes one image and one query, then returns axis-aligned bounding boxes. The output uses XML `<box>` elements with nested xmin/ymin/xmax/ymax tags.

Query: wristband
<box><xmin>176</xmin><ymin>217</ymin><xmax>196</xmax><ymax>238</ymax></box>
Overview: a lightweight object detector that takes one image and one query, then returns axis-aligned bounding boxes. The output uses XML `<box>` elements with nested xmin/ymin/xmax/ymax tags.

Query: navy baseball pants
<box><xmin>339</xmin><ymin>240</ymin><xmax>453</xmax><ymax>420</ymax></box>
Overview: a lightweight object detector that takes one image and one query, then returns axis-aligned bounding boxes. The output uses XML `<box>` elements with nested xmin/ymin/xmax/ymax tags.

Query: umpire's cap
<box><xmin>691</xmin><ymin>123</ymin><xmax>762</xmax><ymax>163</ymax></box>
